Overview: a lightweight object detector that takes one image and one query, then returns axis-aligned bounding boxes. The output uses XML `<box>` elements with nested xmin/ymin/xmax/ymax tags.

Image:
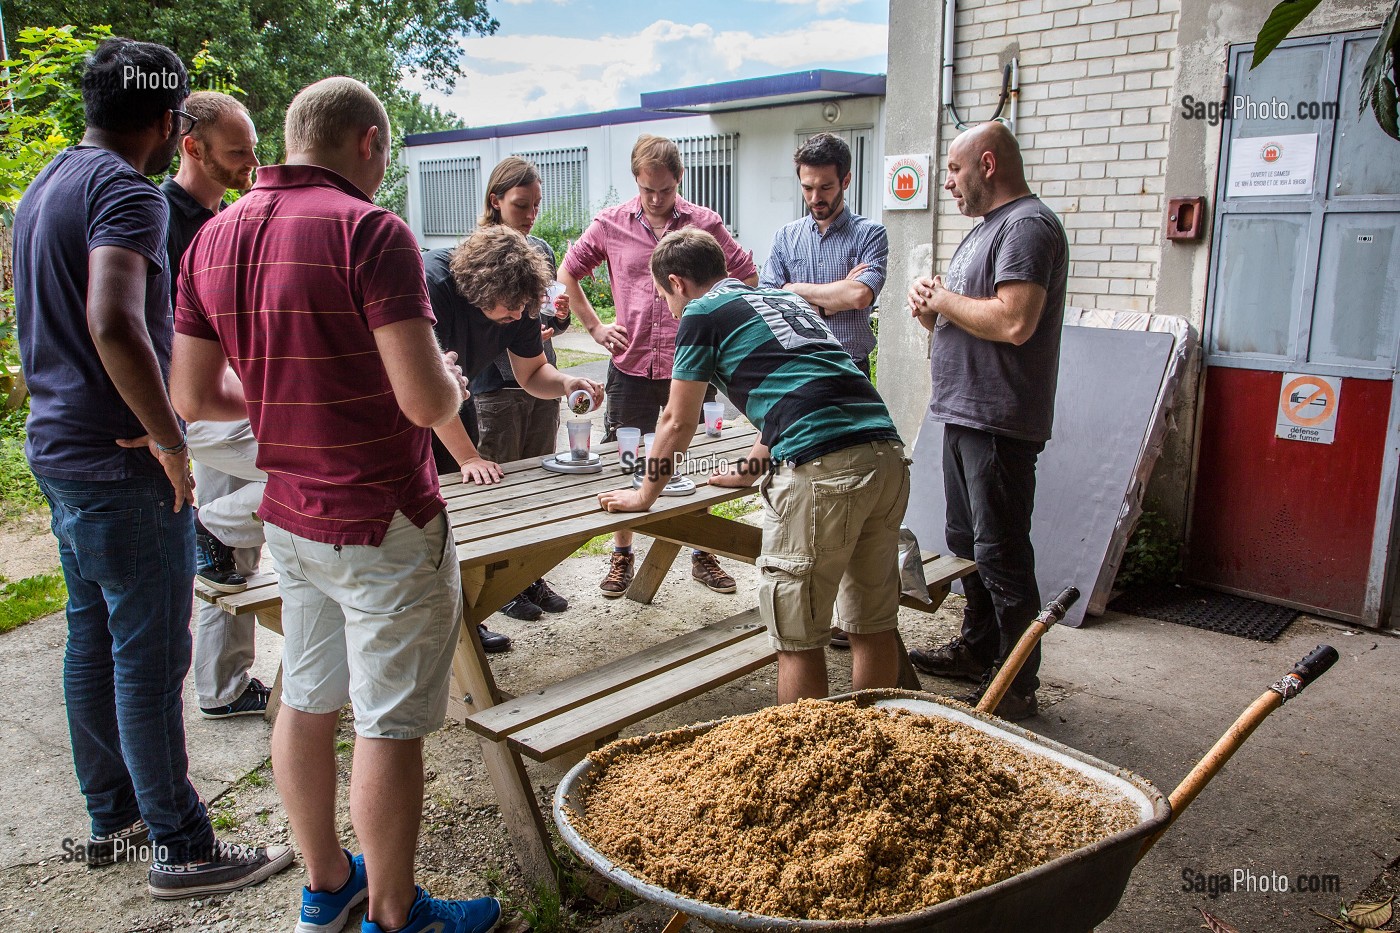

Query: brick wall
<box><xmin>935</xmin><ymin>0</ymin><xmax>1181</xmax><ymax>312</ymax></box>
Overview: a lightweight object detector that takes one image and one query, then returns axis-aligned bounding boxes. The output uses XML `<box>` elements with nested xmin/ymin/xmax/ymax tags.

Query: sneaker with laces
<box><xmin>296</xmin><ymin>849</ymin><xmax>368</xmax><ymax>933</ymax></box>
<box><xmin>525</xmin><ymin>579</ymin><xmax>568</xmax><ymax>613</ymax></box>
<box><xmin>500</xmin><ymin>594</ymin><xmax>542</xmax><ymax>621</ymax></box>
<box><xmin>195</xmin><ymin>512</ymin><xmax>248</xmax><ymax>594</ymax></box>
<box><xmin>361</xmin><ymin>886</ymin><xmax>502</xmax><ymax>933</ymax></box>
<box><xmin>148</xmin><ymin>839</ymin><xmax>294</xmax><ymax>899</ymax></box>
<box><xmin>908</xmin><ymin>637</ymin><xmax>991</xmax><ymax>682</ymax></box>
<box><xmin>200</xmin><ymin>677</ymin><xmax>271</xmax><ymax>719</ymax></box>
<box><xmin>478</xmin><ymin>623</ymin><xmax>512</xmax><ymax>653</ymax></box>
<box><xmin>599</xmin><ymin>551</ymin><xmax>634</xmax><ymax>598</ymax></box>
<box><xmin>691</xmin><ymin>552</ymin><xmax>736</xmax><ymax>594</ymax></box>
<box><xmin>86</xmin><ymin>818</ymin><xmax>149</xmax><ymax>868</ymax></box>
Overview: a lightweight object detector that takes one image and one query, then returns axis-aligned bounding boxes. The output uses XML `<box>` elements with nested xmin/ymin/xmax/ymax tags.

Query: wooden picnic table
<box><xmin>197</xmin><ymin>422</ymin><xmax>975</xmax><ymax>890</ymax></box>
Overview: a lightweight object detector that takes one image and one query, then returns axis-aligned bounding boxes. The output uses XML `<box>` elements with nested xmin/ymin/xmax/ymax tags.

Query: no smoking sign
<box><xmin>1275</xmin><ymin>372</ymin><xmax>1341</xmax><ymax>444</ymax></box>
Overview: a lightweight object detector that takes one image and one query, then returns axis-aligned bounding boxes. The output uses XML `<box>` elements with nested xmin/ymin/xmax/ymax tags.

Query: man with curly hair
<box><xmin>427</xmin><ymin>225</ymin><xmax>604</xmax><ymax>652</ymax></box>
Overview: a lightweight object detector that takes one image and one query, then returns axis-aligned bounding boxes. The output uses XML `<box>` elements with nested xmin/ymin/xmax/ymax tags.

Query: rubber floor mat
<box><xmin>1109</xmin><ymin>583</ymin><xmax>1298</xmax><ymax>642</ymax></box>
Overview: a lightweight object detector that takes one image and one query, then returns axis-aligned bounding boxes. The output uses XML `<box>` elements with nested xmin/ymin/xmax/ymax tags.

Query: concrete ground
<box><xmin>1</xmin><ymin>556</ymin><xmax>1394</xmax><ymax>932</ymax></box>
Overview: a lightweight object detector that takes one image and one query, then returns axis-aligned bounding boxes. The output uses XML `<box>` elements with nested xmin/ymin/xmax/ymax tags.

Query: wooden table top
<box><xmin>205</xmin><ymin>424</ymin><xmax>761</xmax><ymax>616</ymax></box>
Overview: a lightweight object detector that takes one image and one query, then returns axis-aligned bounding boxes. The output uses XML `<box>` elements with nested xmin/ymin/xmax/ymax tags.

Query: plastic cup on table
<box><xmin>703</xmin><ymin>401</ymin><xmax>724</xmax><ymax>437</ymax></box>
<box><xmin>617</xmin><ymin>427</ymin><xmax>641</xmax><ymax>472</ymax></box>
<box><xmin>567</xmin><ymin>419</ymin><xmax>592</xmax><ymax>461</ymax></box>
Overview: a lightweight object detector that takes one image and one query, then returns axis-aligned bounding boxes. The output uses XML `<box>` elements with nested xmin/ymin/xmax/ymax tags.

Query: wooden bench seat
<box><xmin>460</xmin><ymin>551</ymin><xmax>976</xmax><ymax>762</ymax></box>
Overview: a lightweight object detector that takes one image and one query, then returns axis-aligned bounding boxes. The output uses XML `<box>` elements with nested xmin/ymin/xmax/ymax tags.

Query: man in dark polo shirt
<box><xmin>160</xmin><ymin>90</ymin><xmax>271</xmax><ymax>720</ymax></box>
<box><xmin>425</xmin><ymin>224</ymin><xmax>603</xmax><ymax>652</ymax></box>
<box><xmin>172</xmin><ymin>77</ymin><xmax>501</xmax><ymax>933</ymax></box>
<box><xmin>14</xmin><ymin>37</ymin><xmax>289</xmax><ymax>899</ymax></box>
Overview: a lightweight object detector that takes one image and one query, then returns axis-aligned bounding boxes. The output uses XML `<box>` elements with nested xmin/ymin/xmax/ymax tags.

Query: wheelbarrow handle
<box><xmin>976</xmin><ymin>587</ymin><xmax>1079</xmax><ymax>715</ymax></box>
<box><xmin>1136</xmin><ymin>645</ymin><xmax>1338</xmax><ymax>861</ymax></box>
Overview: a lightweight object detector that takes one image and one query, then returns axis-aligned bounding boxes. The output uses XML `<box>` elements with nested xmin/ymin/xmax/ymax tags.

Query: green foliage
<box><xmin>9</xmin><ymin>0</ymin><xmax>497</xmax><ymax>162</ymax></box>
<box><xmin>709</xmin><ymin>497</ymin><xmax>759</xmax><ymax>521</ymax></box>
<box><xmin>0</xmin><ymin>25</ymin><xmax>110</xmax><ymax>212</ymax></box>
<box><xmin>0</xmin><ymin>572</ymin><xmax>67</xmax><ymax>633</ymax></box>
<box><xmin>1253</xmin><ymin>0</ymin><xmax>1400</xmax><ymax>140</ymax></box>
<box><xmin>1116</xmin><ymin>509</ymin><xmax>1182</xmax><ymax>589</ymax></box>
<box><xmin>0</xmin><ymin>406</ymin><xmax>43</xmax><ymax>514</ymax></box>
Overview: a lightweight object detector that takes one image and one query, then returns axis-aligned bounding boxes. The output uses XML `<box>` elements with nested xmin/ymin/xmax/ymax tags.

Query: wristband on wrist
<box><xmin>155</xmin><ymin>434</ymin><xmax>187</xmax><ymax>455</ymax></box>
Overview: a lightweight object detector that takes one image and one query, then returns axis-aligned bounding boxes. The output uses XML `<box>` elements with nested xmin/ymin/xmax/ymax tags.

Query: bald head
<box><xmin>284</xmin><ymin>77</ymin><xmax>391</xmax><ymax>197</ymax></box>
<box><xmin>944</xmin><ymin>121</ymin><xmax>1031</xmax><ymax>217</ymax></box>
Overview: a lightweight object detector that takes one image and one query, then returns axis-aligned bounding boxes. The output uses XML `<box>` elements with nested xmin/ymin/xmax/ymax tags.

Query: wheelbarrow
<box><xmin>552</xmin><ymin>587</ymin><xmax>1338</xmax><ymax>933</ymax></box>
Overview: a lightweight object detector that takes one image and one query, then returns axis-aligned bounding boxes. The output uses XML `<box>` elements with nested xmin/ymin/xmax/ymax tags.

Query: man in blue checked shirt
<box><xmin>760</xmin><ymin>133</ymin><xmax>889</xmax><ymax>378</ymax></box>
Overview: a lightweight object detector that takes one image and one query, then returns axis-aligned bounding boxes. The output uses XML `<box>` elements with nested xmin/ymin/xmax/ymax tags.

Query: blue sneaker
<box><xmin>295</xmin><ymin>850</ymin><xmax>368</xmax><ymax>933</ymax></box>
<box><xmin>361</xmin><ymin>886</ymin><xmax>502</xmax><ymax>933</ymax></box>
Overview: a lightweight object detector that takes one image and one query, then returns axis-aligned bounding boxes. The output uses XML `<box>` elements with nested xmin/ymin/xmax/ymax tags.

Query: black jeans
<box><xmin>943</xmin><ymin>423</ymin><xmax>1044</xmax><ymax>693</ymax></box>
<box><xmin>601</xmin><ymin>363</ymin><xmax>716</xmax><ymax>441</ymax></box>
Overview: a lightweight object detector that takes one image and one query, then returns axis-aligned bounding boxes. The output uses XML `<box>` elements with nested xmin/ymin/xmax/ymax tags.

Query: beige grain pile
<box><xmin>568</xmin><ymin>700</ymin><xmax>1139</xmax><ymax>920</ymax></box>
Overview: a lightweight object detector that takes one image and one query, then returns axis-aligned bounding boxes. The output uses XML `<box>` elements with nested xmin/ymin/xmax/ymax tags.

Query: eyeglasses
<box><xmin>171</xmin><ymin>109</ymin><xmax>200</xmax><ymax>137</ymax></box>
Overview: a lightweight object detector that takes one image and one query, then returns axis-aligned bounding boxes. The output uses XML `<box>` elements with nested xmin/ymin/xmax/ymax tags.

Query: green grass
<box><xmin>0</xmin><ymin>407</ymin><xmax>43</xmax><ymax>516</ymax></box>
<box><xmin>210</xmin><ymin>798</ymin><xmax>240</xmax><ymax>832</ymax></box>
<box><xmin>0</xmin><ymin>572</ymin><xmax>66</xmax><ymax>633</ymax></box>
<box><xmin>710</xmin><ymin>497</ymin><xmax>759</xmax><ymax>521</ymax></box>
<box><xmin>594</xmin><ymin>304</ymin><xmax>616</xmax><ymax>324</ymax></box>
<box><xmin>554</xmin><ymin>347</ymin><xmax>608</xmax><ymax>369</ymax></box>
<box><xmin>572</xmin><ymin>534</ymin><xmax>613</xmax><ymax>558</ymax></box>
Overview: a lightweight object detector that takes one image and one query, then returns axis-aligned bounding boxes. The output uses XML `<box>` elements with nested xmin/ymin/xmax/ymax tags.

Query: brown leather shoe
<box><xmin>691</xmin><ymin>552</ymin><xmax>736</xmax><ymax>594</ymax></box>
<box><xmin>599</xmin><ymin>550</ymin><xmax>634</xmax><ymax>598</ymax></box>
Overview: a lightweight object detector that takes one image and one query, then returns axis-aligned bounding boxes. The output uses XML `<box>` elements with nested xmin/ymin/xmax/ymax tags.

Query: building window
<box><xmin>676</xmin><ymin>133</ymin><xmax>739</xmax><ymax>232</ymax></box>
<box><xmin>514</xmin><ymin>147</ymin><xmax>589</xmax><ymax>230</ymax></box>
<box><xmin>420</xmin><ymin>156</ymin><xmax>482</xmax><ymax>237</ymax></box>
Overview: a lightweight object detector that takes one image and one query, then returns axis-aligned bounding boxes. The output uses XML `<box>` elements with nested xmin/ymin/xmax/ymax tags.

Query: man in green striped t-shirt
<box><xmin>598</xmin><ymin>228</ymin><xmax>911</xmax><ymax>703</ymax></box>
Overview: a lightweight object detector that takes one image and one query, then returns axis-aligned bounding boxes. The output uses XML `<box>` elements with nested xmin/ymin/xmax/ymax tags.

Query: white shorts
<box><xmin>264</xmin><ymin>511</ymin><xmax>462</xmax><ymax>739</ymax></box>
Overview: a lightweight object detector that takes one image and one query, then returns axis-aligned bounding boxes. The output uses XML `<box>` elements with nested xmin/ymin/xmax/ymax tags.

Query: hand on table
<box><xmin>708</xmin><ymin>466</ymin><xmax>758</xmax><ymax>489</ymax></box>
<box><xmin>460</xmin><ymin>457</ymin><xmax>503</xmax><ymax>485</ymax></box>
<box><xmin>598</xmin><ymin>488</ymin><xmax>652</xmax><ymax>513</ymax></box>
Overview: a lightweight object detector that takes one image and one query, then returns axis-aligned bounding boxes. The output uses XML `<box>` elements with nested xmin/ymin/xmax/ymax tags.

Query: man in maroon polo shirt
<box><xmin>171</xmin><ymin>77</ymin><xmax>501</xmax><ymax>933</ymax></box>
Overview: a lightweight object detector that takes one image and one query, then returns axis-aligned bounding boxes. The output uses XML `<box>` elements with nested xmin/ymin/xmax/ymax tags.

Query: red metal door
<box><xmin>1188</xmin><ymin>367</ymin><xmax>1391</xmax><ymax>622</ymax></box>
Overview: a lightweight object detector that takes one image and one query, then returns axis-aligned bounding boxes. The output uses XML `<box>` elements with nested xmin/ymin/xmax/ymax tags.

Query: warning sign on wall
<box><xmin>1276</xmin><ymin>372</ymin><xmax>1341</xmax><ymax>444</ymax></box>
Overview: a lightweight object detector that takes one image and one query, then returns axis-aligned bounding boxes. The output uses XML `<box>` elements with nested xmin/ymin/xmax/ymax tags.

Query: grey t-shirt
<box><xmin>929</xmin><ymin>195</ymin><xmax>1069</xmax><ymax>443</ymax></box>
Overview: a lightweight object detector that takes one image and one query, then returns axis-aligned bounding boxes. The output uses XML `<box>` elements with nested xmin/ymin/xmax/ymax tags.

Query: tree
<box><xmin>1254</xmin><ymin>0</ymin><xmax>1399</xmax><ymax>140</ymax></box>
<box><xmin>7</xmin><ymin>0</ymin><xmax>493</xmax><ymax>158</ymax></box>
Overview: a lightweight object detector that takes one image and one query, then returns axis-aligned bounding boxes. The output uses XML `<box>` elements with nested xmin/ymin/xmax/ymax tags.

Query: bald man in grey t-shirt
<box><xmin>905</xmin><ymin>122</ymin><xmax>1069</xmax><ymax>722</ymax></box>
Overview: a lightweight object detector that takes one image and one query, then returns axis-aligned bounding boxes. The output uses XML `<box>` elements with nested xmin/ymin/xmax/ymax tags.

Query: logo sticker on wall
<box><xmin>1276</xmin><ymin>372</ymin><xmax>1341</xmax><ymax>444</ymax></box>
<box><xmin>884</xmin><ymin>154</ymin><xmax>930</xmax><ymax>210</ymax></box>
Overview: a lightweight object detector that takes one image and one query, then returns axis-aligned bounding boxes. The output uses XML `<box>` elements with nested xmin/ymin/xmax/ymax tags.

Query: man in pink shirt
<box><xmin>560</xmin><ymin>134</ymin><xmax>757</xmax><ymax>599</ymax></box>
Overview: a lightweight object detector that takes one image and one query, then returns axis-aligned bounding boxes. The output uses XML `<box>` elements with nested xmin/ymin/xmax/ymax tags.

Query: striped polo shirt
<box><xmin>672</xmin><ymin>280</ymin><xmax>900</xmax><ymax>464</ymax></box>
<box><xmin>174</xmin><ymin>164</ymin><xmax>444</xmax><ymax>546</ymax></box>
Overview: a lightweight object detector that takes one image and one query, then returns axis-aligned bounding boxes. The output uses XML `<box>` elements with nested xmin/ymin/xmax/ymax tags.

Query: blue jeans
<box><xmin>36</xmin><ymin>474</ymin><xmax>215</xmax><ymax>864</ymax></box>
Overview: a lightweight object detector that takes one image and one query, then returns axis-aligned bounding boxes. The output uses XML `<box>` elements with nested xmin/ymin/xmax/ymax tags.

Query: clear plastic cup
<box><xmin>643</xmin><ymin>432</ymin><xmax>656</xmax><ymax>459</ymax></box>
<box><xmin>567</xmin><ymin>419</ymin><xmax>592</xmax><ymax>461</ymax></box>
<box><xmin>703</xmin><ymin>401</ymin><xmax>724</xmax><ymax>437</ymax></box>
<box><xmin>617</xmin><ymin>427</ymin><xmax>641</xmax><ymax>472</ymax></box>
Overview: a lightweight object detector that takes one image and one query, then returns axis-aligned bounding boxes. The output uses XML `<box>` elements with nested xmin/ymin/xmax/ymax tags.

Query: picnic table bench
<box><xmin>195</xmin><ymin>423</ymin><xmax>975</xmax><ymax>888</ymax></box>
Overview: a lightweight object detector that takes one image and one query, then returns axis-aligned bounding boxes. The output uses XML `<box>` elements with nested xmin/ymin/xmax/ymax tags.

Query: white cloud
<box><xmin>421</xmin><ymin>18</ymin><xmax>888</xmax><ymax>128</ymax></box>
<box><xmin>769</xmin><ymin>0</ymin><xmax>862</xmax><ymax>14</ymax></box>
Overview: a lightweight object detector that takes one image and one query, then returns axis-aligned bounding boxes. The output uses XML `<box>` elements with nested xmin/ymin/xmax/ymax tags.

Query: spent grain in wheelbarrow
<box><xmin>571</xmin><ymin>700</ymin><xmax>1138</xmax><ymax>921</ymax></box>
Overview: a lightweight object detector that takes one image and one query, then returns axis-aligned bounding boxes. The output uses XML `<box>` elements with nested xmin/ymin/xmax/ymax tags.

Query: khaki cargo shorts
<box><xmin>757</xmin><ymin>439</ymin><xmax>911</xmax><ymax>652</ymax></box>
<box><xmin>265</xmin><ymin>510</ymin><xmax>462</xmax><ymax>739</ymax></box>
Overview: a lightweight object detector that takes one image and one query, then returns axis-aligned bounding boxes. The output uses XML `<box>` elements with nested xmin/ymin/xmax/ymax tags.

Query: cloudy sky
<box><xmin>410</xmin><ymin>0</ymin><xmax>890</xmax><ymax>128</ymax></box>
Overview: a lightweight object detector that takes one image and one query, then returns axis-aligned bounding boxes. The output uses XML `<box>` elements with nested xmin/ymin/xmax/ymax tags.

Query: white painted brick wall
<box><xmin>934</xmin><ymin>0</ymin><xmax>1181</xmax><ymax>312</ymax></box>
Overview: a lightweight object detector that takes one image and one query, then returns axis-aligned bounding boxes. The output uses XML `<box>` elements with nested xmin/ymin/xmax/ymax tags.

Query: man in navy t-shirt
<box><xmin>13</xmin><ymin>37</ymin><xmax>289</xmax><ymax>897</ymax></box>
